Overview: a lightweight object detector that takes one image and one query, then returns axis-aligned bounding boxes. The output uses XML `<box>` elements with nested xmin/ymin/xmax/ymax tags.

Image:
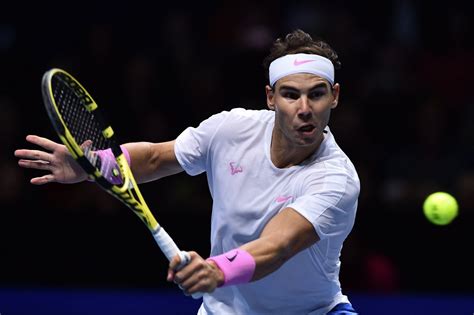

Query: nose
<box><xmin>297</xmin><ymin>96</ymin><xmax>312</xmax><ymax>121</ymax></box>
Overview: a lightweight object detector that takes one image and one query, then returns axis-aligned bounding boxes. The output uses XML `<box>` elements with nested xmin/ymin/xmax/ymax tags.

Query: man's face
<box><xmin>266</xmin><ymin>73</ymin><xmax>339</xmax><ymax>147</ymax></box>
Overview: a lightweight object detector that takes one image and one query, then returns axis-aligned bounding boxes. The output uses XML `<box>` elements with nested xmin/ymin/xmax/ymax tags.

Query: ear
<box><xmin>265</xmin><ymin>85</ymin><xmax>275</xmax><ymax>110</ymax></box>
<box><xmin>330</xmin><ymin>83</ymin><xmax>340</xmax><ymax>109</ymax></box>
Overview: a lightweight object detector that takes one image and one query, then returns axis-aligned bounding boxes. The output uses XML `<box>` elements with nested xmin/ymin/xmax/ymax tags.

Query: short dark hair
<box><xmin>262</xmin><ymin>29</ymin><xmax>341</xmax><ymax>82</ymax></box>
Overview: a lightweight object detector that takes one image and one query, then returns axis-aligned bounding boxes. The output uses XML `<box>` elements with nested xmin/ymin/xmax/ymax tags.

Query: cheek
<box><xmin>275</xmin><ymin>105</ymin><xmax>294</xmax><ymax>118</ymax></box>
<box><xmin>321</xmin><ymin>109</ymin><xmax>332</xmax><ymax>124</ymax></box>
<box><xmin>275</xmin><ymin>110</ymin><xmax>294</xmax><ymax>132</ymax></box>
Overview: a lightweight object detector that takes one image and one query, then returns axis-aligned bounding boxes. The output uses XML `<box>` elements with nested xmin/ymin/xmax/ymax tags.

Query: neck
<box><xmin>270</xmin><ymin>130</ymin><xmax>323</xmax><ymax>168</ymax></box>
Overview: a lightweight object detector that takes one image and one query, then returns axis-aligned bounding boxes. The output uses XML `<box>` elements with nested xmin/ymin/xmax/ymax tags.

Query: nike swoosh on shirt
<box><xmin>293</xmin><ymin>59</ymin><xmax>317</xmax><ymax>66</ymax></box>
<box><xmin>276</xmin><ymin>196</ymin><xmax>293</xmax><ymax>203</ymax></box>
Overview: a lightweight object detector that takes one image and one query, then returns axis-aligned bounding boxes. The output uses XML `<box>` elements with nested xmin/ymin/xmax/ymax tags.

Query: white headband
<box><xmin>269</xmin><ymin>53</ymin><xmax>335</xmax><ymax>86</ymax></box>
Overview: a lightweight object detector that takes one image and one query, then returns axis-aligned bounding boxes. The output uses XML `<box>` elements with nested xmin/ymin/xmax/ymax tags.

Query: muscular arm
<box><xmin>15</xmin><ymin>135</ymin><xmax>184</xmax><ymax>185</ymax></box>
<box><xmin>123</xmin><ymin>140</ymin><xmax>184</xmax><ymax>183</ymax></box>
<box><xmin>241</xmin><ymin>207</ymin><xmax>319</xmax><ymax>280</ymax></box>
<box><xmin>169</xmin><ymin>207</ymin><xmax>319</xmax><ymax>294</ymax></box>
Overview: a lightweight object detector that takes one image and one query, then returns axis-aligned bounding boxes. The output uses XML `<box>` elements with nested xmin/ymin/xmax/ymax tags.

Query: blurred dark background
<box><xmin>1</xmin><ymin>0</ymin><xmax>473</xmax><ymax>300</ymax></box>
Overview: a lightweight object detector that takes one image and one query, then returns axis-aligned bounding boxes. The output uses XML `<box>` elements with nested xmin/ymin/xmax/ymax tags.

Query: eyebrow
<box><xmin>278</xmin><ymin>82</ymin><xmax>328</xmax><ymax>93</ymax></box>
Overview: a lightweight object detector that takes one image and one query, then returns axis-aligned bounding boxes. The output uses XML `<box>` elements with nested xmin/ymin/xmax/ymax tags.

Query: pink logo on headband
<box><xmin>293</xmin><ymin>59</ymin><xmax>317</xmax><ymax>66</ymax></box>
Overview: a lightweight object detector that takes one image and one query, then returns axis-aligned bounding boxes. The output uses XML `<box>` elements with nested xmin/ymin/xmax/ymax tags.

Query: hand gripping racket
<box><xmin>41</xmin><ymin>68</ymin><xmax>202</xmax><ymax>299</ymax></box>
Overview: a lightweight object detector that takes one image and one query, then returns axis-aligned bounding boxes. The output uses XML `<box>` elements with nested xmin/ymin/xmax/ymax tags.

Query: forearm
<box><xmin>210</xmin><ymin>208</ymin><xmax>319</xmax><ymax>285</ymax></box>
<box><xmin>123</xmin><ymin>140</ymin><xmax>183</xmax><ymax>183</ymax></box>
<box><xmin>242</xmin><ymin>208</ymin><xmax>318</xmax><ymax>280</ymax></box>
<box><xmin>239</xmin><ymin>236</ymin><xmax>292</xmax><ymax>281</ymax></box>
<box><xmin>169</xmin><ymin>210</ymin><xmax>318</xmax><ymax>294</ymax></box>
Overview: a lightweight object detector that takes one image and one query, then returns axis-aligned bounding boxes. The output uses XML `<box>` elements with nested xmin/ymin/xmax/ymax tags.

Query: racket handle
<box><xmin>153</xmin><ymin>228</ymin><xmax>204</xmax><ymax>299</ymax></box>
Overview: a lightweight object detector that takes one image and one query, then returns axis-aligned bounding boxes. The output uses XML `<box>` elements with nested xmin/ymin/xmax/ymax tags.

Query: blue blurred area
<box><xmin>353</xmin><ymin>293</ymin><xmax>474</xmax><ymax>315</ymax></box>
<box><xmin>0</xmin><ymin>288</ymin><xmax>473</xmax><ymax>315</ymax></box>
<box><xmin>0</xmin><ymin>288</ymin><xmax>202</xmax><ymax>315</ymax></box>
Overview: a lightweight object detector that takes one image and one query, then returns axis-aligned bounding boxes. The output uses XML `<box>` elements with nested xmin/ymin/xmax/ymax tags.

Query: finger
<box><xmin>174</xmin><ymin>260</ymin><xmax>200</xmax><ymax>288</ymax></box>
<box><xmin>186</xmin><ymin>282</ymin><xmax>207</xmax><ymax>295</ymax></box>
<box><xmin>26</xmin><ymin>135</ymin><xmax>60</xmax><ymax>152</ymax></box>
<box><xmin>175</xmin><ymin>265</ymin><xmax>193</xmax><ymax>284</ymax></box>
<box><xmin>30</xmin><ymin>174</ymin><xmax>55</xmax><ymax>185</ymax></box>
<box><xmin>168</xmin><ymin>255</ymin><xmax>182</xmax><ymax>283</ymax></box>
<box><xmin>14</xmin><ymin>149</ymin><xmax>33</xmax><ymax>159</ymax></box>
<box><xmin>14</xmin><ymin>149</ymin><xmax>53</xmax><ymax>163</ymax></box>
<box><xmin>80</xmin><ymin>140</ymin><xmax>93</xmax><ymax>149</ymax></box>
<box><xmin>169</xmin><ymin>254</ymin><xmax>183</xmax><ymax>271</ymax></box>
<box><xmin>178</xmin><ymin>274</ymin><xmax>196</xmax><ymax>292</ymax></box>
<box><xmin>177</xmin><ymin>251</ymin><xmax>191</xmax><ymax>270</ymax></box>
<box><xmin>179</xmin><ymin>272</ymin><xmax>211</xmax><ymax>296</ymax></box>
<box><xmin>18</xmin><ymin>159</ymin><xmax>52</xmax><ymax>171</ymax></box>
<box><xmin>167</xmin><ymin>269</ymin><xmax>176</xmax><ymax>282</ymax></box>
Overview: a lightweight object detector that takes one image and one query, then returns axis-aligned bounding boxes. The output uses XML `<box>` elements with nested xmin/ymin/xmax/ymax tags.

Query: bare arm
<box><xmin>123</xmin><ymin>140</ymin><xmax>184</xmax><ymax>183</ymax></box>
<box><xmin>240</xmin><ymin>207</ymin><xmax>319</xmax><ymax>280</ymax></box>
<box><xmin>168</xmin><ymin>207</ymin><xmax>319</xmax><ymax>294</ymax></box>
<box><xmin>15</xmin><ymin>135</ymin><xmax>183</xmax><ymax>185</ymax></box>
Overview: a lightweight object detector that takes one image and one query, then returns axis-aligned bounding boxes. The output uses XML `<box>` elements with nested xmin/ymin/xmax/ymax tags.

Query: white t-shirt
<box><xmin>174</xmin><ymin>108</ymin><xmax>360</xmax><ymax>315</ymax></box>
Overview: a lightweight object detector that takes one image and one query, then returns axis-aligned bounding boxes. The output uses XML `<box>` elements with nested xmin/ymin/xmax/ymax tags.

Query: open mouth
<box><xmin>297</xmin><ymin>125</ymin><xmax>316</xmax><ymax>133</ymax></box>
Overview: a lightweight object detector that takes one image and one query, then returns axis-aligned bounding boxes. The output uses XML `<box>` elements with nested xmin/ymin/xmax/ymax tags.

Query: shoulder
<box><xmin>201</xmin><ymin>108</ymin><xmax>272</xmax><ymax>125</ymax></box>
<box><xmin>315</xmin><ymin>129</ymin><xmax>357</xmax><ymax>174</ymax></box>
<box><xmin>226</xmin><ymin>108</ymin><xmax>274</xmax><ymax>122</ymax></box>
<box><xmin>301</xmin><ymin>130</ymin><xmax>360</xmax><ymax>195</ymax></box>
<box><xmin>205</xmin><ymin>108</ymin><xmax>274</xmax><ymax>133</ymax></box>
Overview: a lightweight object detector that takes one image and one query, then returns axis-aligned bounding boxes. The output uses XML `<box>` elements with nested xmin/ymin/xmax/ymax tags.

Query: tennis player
<box><xmin>15</xmin><ymin>29</ymin><xmax>359</xmax><ymax>314</ymax></box>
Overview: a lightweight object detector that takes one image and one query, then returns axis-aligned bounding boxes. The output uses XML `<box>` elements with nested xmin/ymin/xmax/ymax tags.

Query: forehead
<box><xmin>276</xmin><ymin>73</ymin><xmax>329</xmax><ymax>89</ymax></box>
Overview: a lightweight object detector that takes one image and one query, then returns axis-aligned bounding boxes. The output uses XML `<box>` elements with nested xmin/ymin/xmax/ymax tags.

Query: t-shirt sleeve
<box><xmin>286</xmin><ymin>169</ymin><xmax>359</xmax><ymax>240</ymax></box>
<box><xmin>174</xmin><ymin>111</ymin><xmax>230</xmax><ymax>176</ymax></box>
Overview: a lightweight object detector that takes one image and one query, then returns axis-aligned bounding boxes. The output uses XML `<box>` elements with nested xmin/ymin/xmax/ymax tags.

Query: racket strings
<box><xmin>52</xmin><ymin>74</ymin><xmax>113</xmax><ymax>158</ymax></box>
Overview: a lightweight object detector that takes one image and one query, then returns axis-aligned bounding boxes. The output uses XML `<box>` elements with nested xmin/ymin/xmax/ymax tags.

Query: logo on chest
<box><xmin>275</xmin><ymin>195</ymin><xmax>293</xmax><ymax>203</ymax></box>
<box><xmin>229</xmin><ymin>162</ymin><xmax>243</xmax><ymax>175</ymax></box>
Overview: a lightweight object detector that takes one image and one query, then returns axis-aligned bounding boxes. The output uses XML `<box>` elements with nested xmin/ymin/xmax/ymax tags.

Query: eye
<box><xmin>309</xmin><ymin>90</ymin><xmax>325</xmax><ymax>99</ymax></box>
<box><xmin>282</xmin><ymin>91</ymin><xmax>299</xmax><ymax>100</ymax></box>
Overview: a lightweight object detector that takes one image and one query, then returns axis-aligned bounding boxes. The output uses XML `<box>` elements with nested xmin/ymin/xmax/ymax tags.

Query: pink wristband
<box><xmin>94</xmin><ymin>146</ymin><xmax>131</xmax><ymax>185</ymax></box>
<box><xmin>207</xmin><ymin>249</ymin><xmax>256</xmax><ymax>287</ymax></box>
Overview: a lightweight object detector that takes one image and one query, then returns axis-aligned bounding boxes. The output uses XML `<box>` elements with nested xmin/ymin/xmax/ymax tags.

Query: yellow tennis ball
<box><xmin>423</xmin><ymin>192</ymin><xmax>459</xmax><ymax>225</ymax></box>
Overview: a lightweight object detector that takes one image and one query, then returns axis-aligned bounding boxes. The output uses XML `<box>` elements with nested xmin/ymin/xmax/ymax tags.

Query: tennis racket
<box><xmin>41</xmin><ymin>68</ymin><xmax>202</xmax><ymax>299</ymax></box>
